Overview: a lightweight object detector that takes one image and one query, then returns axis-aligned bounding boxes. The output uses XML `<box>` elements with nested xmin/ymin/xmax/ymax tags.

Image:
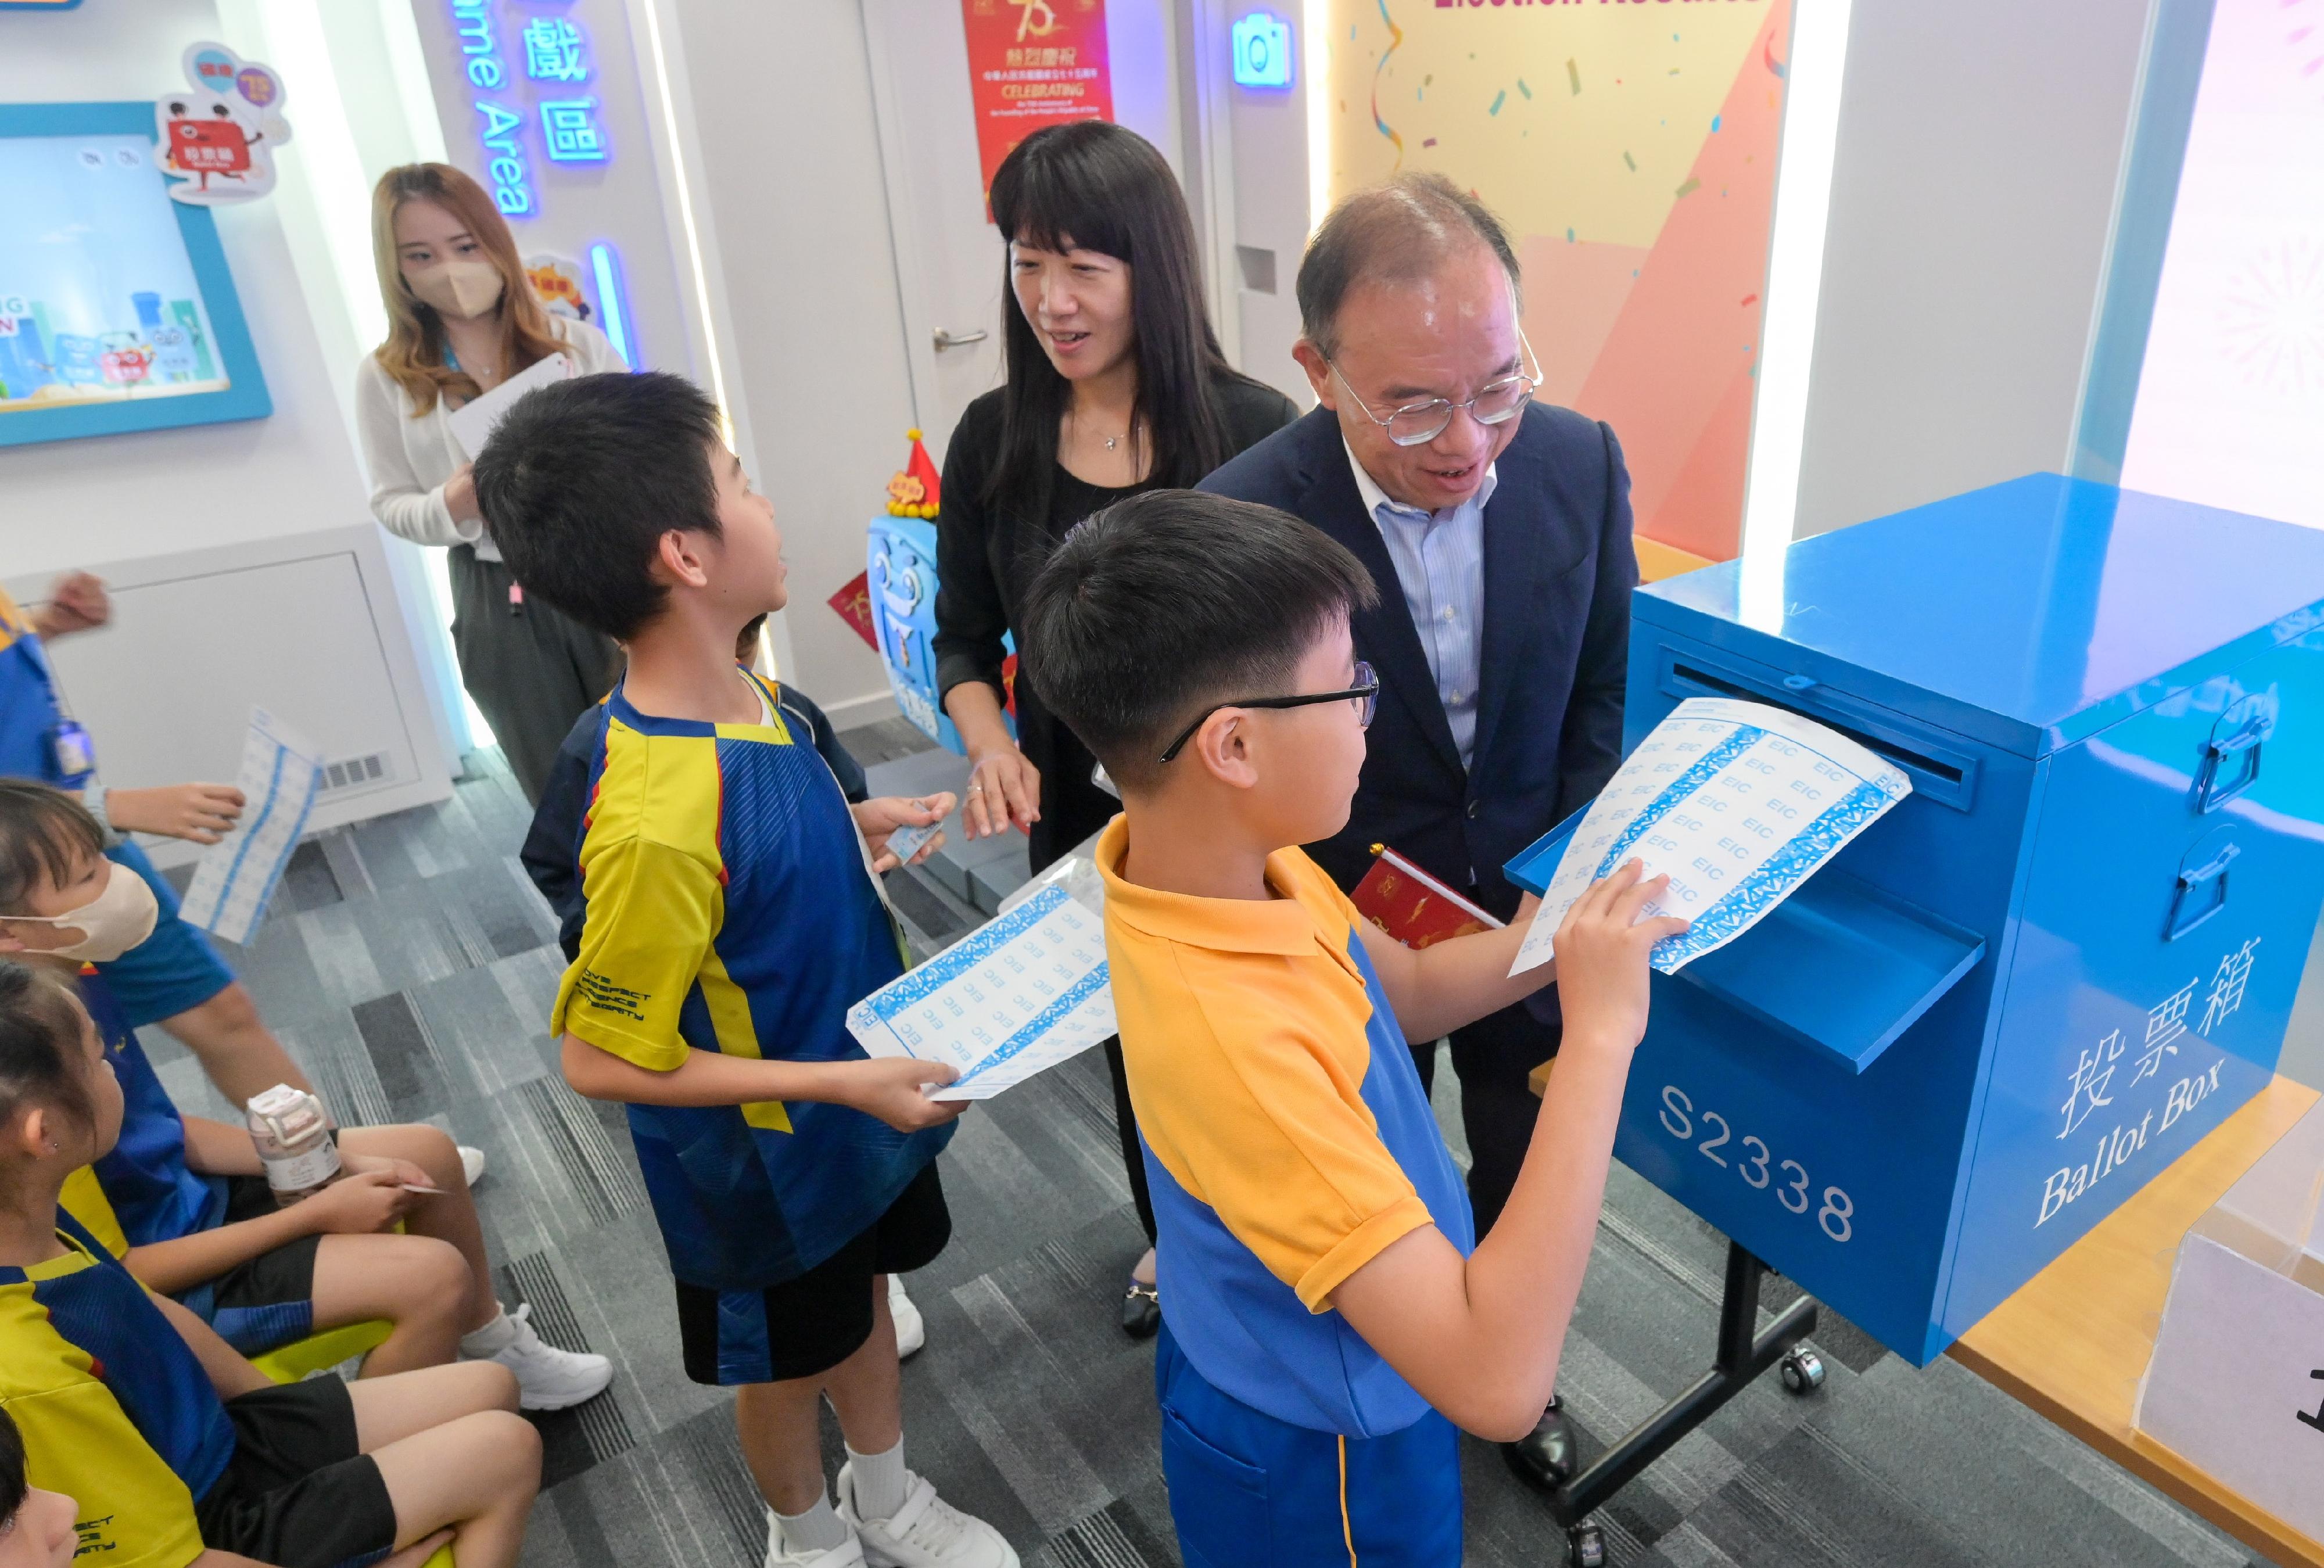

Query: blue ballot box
<box><xmin>1507</xmin><ymin>475</ymin><xmax>2324</xmax><ymax>1364</ymax></box>
<box><xmin>866</xmin><ymin>515</ymin><xmax>1013</xmax><ymax>756</ymax></box>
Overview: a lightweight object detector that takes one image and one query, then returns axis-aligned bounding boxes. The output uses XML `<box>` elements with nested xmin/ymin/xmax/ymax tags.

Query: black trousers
<box><xmin>1410</xmin><ymin>997</ymin><xmax>1561</xmax><ymax>1239</ymax></box>
<box><xmin>1104</xmin><ymin>1036</ymin><xmax>1157</xmax><ymax>1243</ymax></box>
<box><xmin>447</xmin><ymin>546</ymin><xmax>623</xmax><ymax>807</ymax></box>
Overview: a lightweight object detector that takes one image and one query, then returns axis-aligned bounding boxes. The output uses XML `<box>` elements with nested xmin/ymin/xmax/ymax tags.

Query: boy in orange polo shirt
<box><xmin>1018</xmin><ymin>490</ymin><xmax>1683</xmax><ymax>1564</ymax></box>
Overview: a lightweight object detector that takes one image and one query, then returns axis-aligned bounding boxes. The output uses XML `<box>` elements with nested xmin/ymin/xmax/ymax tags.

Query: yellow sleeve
<box><xmin>1127</xmin><ymin>954</ymin><xmax>1434</xmax><ymax>1313</ymax></box>
<box><xmin>4</xmin><ymin>1387</ymin><xmax>203</xmax><ymax>1568</ymax></box>
<box><xmin>551</xmin><ymin>834</ymin><xmax>720</xmax><ymax>1071</ymax></box>
<box><xmin>58</xmin><ymin>1167</ymin><xmax>128</xmax><ymax>1260</ymax></box>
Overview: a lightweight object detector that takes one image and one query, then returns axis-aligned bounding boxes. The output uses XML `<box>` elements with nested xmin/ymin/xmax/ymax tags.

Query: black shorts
<box><xmin>199</xmin><ymin>1175</ymin><xmax>322</xmax><ymax>1355</ymax></box>
<box><xmin>675</xmin><ymin>1160</ymin><xmax>950</xmax><ymax>1386</ymax></box>
<box><xmin>195</xmin><ymin>1377</ymin><xmax>399</xmax><ymax>1568</ymax></box>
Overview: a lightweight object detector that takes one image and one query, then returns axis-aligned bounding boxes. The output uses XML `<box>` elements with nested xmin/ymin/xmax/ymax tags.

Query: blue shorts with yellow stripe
<box><xmin>1156</xmin><ymin>1322</ymin><xmax>1462</xmax><ymax>1567</ymax></box>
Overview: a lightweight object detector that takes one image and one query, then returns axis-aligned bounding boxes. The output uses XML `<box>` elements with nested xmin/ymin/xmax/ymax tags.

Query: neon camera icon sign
<box><xmin>1231</xmin><ymin>12</ymin><xmax>1292</xmax><ymax>89</ymax></box>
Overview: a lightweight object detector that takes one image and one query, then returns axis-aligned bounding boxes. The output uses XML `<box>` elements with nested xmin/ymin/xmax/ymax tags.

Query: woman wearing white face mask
<box><xmin>353</xmin><ymin>163</ymin><xmax>626</xmax><ymax>805</ymax></box>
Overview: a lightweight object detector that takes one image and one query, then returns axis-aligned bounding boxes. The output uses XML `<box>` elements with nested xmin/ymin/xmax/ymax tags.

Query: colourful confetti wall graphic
<box><xmin>1318</xmin><ymin>0</ymin><xmax>1793</xmax><ymax>562</ymax></box>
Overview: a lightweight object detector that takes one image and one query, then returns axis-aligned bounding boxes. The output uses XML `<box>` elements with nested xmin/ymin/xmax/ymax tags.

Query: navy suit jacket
<box><xmin>1199</xmin><ymin>403</ymin><xmax>1637</xmax><ymax>921</ymax></box>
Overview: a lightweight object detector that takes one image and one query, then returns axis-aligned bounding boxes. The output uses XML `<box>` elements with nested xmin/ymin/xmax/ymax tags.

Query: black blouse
<box><xmin>933</xmin><ymin>372</ymin><xmax>1298</xmax><ymax>871</ymax></box>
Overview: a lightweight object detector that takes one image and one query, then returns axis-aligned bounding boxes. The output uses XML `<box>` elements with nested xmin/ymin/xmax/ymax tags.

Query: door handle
<box><xmin>933</xmin><ymin>328</ymin><xmax>988</xmax><ymax>352</ymax></box>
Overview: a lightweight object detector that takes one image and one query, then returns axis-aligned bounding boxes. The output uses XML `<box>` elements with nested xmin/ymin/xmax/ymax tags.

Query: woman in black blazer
<box><xmin>934</xmin><ymin>121</ymin><xmax>1296</xmax><ymax>1336</ymax></box>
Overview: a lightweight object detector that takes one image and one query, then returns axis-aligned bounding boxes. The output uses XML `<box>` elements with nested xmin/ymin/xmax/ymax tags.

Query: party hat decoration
<box><xmin>884</xmin><ymin>428</ymin><xmax>942</xmax><ymax>519</ymax></box>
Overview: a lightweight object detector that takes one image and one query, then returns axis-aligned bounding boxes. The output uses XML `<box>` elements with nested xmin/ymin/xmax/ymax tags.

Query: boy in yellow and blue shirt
<box><xmin>1020</xmin><ymin>489</ymin><xmax>1684</xmax><ymax>1564</ymax></box>
<box><xmin>475</xmin><ymin>370</ymin><xmax>1017</xmax><ymax>1568</ymax></box>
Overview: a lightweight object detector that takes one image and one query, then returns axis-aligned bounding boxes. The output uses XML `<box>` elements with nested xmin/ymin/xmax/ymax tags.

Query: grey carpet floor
<box><xmin>141</xmin><ymin>731</ymin><xmax>2273</xmax><ymax>1568</ymax></box>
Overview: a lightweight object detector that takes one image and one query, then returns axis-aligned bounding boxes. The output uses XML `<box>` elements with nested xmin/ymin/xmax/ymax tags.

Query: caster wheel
<box><xmin>1780</xmin><ymin>1348</ymin><xmax>1826</xmax><ymax>1395</ymax></box>
<box><xmin>1567</xmin><ymin>1522</ymin><xmax>1607</xmax><ymax>1567</ymax></box>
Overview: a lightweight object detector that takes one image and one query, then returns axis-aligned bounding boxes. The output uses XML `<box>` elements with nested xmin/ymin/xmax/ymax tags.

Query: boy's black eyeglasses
<box><xmin>1158</xmin><ymin>662</ymin><xmax>1379</xmax><ymax>765</ymax></box>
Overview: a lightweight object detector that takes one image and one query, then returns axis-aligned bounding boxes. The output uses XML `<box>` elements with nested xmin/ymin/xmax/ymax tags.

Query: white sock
<box><xmin>774</xmin><ymin>1495</ymin><xmax>849</xmax><ymax>1554</ymax></box>
<box><xmin>458</xmin><ymin>1305</ymin><xmax>515</xmax><ymax>1357</ymax></box>
<box><xmin>847</xmin><ymin>1437</ymin><xmax>909</xmax><ymax>1522</ymax></box>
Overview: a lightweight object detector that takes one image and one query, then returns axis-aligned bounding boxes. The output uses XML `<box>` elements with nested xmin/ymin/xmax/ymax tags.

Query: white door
<box><xmin>859</xmin><ymin>0</ymin><xmax>1185</xmax><ymax>468</ymax></box>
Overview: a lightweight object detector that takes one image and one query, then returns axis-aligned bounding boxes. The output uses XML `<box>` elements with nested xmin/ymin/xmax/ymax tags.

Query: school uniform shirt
<box><xmin>0</xmin><ymin>1208</ymin><xmax>234</xmax><ymax>1568</ymax></box>
<box><xmin>0</xmin><ymin>586</ymin><xmax>70</xmax><ymax>784</ymax></box>
<box><xmin>76</xmin><ymin>972</ymin><xmax>227</xmax><ymax>1251</ymax></box>
<box><xmin>551</xmin><ymin>670</ymin><xmax>954</xmax><ymax>1290</ymax></box>
<box><xmin>354</xmin><ymin>315</ymin><xmax>625</xmax><ymax>557</ymax></box>
<box><xmin>523</xmin><ymin>672</ymin><xmax>871</xmax><ymax>963</ymax></box>
<box><xmin>1095</xmin><ymin>818</ymin><xmax>1475</xmax><ymax>1436</ymax></box>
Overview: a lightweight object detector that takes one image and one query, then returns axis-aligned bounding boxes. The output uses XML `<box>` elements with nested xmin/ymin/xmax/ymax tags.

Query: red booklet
<box><xmin>1350</xmin><ymin>844</ymin><xmax>1504</xmax><ymax>949</ymax></box>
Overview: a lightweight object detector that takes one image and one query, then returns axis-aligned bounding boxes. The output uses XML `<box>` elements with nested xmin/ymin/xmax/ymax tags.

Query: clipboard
<box><xmin>447</xmin><ymin>351</ymin><xmax>575</xmax><ymax>461</ymax></box>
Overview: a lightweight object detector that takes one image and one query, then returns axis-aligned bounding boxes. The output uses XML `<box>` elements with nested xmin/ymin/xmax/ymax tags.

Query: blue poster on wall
<box><xmin>0</xmin><ymin>101</ymin><xmax>271</xmax><ymax>446</ymax></box>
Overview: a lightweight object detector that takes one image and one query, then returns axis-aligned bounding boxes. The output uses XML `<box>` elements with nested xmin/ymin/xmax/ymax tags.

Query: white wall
<box><xmin>1789</xmin><ymin>0</ymin><xmax>2155</xmax><ymax>538</ymax></box>
<box><xmin>665</xmin><ymin>0</ymin><xmax>909</xmax><ymax>724</ymax></box>
<box><xmin>0</xmin><ymin>0</ymin><xmax>453</xmax><ymax>834</ymax></box>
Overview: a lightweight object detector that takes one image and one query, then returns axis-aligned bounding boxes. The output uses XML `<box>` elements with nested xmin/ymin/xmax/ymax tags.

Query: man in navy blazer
<box><xmin>1200</xmin><ymin>173</ymin><xmax>1636</xmax><ymax>1490</ymax></box>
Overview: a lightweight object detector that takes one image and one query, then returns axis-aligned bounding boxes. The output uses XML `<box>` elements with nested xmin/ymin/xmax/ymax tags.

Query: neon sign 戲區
<box><xmin>522</xmin><ymin>16</ymin><xmax>591</xmax><ymax>83</ymax></box>
<box><xmin>539</xmin><ymin>98</ymin><xmax>608</xmax><ymax>163</ymax></box>
<box><xmin>449</xmin><ymin>0</ymin><xmax>535</xmax><ymax>216</ymax></box>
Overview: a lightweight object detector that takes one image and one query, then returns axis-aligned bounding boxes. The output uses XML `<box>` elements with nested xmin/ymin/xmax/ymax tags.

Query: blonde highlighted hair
<box><xmin>368</xmin><ymin>163</ymin><xmax>564</xmax><ymax>415</ymax></box>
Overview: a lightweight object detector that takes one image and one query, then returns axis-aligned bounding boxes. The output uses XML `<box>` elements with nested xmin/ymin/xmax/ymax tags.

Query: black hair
<box><xmin>0</xmin><ymin>962</ymin><xmax>92</xmax><ymax>1143</ymax></box>
<box><xmin>987</xmin><ymin>121</ymin><xmax>1261</xmax><ymax>515</ymax></box>
<box><xmin>472</xmin><ymin>371</ymin><xmax>726</xmax><ymax>640</ymax></box>
<box><xmin>1019</xmin><ymin>489</ymin><xmax>1377</xmax><ymax>791</ymax></box>
<box><xmin>1297</xmin><ymin>171</ymin><xmax>1522</xmax><ymax>357</ymax></box>
<box><xmin>0</xmin><ymin>1406</ymin><xmax>24</xmax><ymax>1532</ymax></box>
<box><xmin>737</xmin><ymin>612</ymin><xmax>768</xmax><ymax>661</ymax></box>
<box><xmin>0</xmin><ymin>782</ymin><xmax>105</xmax><ymax>917</ymax></box>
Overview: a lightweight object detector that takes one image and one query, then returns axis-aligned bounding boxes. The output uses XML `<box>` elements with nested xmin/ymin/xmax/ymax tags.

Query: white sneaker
<box><xmin>837</xmin><ymin>1465</ymin><xmax>1017</xmax><ymax>1568</ymax></box>
<box><xmin>888</xmin><ymin>1275</ymin><xmax>925</xmax><ymax>1361</ymax></box>
<box><xmin>481</xmin><ymin>1303</ymin><xmax>613</xmax><ymax>1411</ymax></box>
<box><xmin>458</xmin><ymin>1144</ymin><xmax>487</xmax><ymax>1186</ymax></box>
<box><xmin>763</xmin><ymin>1514</ymin><xmax>866</xmax><ymax>1567</ymax></box>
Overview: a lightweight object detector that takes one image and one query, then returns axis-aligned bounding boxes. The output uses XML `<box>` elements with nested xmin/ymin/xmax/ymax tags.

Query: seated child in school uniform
<box><xmin>0</xmin><ymin>959</ymin><xmax>543</xmax><ymax>1568</ymax></box>
<box><xmin>1</xmin><ymin>576</ymin><xmax>489</xmax><ymax>1193</ymax></box>
<box><xmin>0</xmin><ymin>780</ymin><xmax>612</xmax><ymax>1409</ymax></box>
<box><xmin>1017</xmin><ymin>490</ymin><xmax>1684</xmax><ymax>1565</ymax></box>
<box><xmin>475</xmin><ymin>369</ymin><xmax>1010</xmax><ymax>1567</ymax></box>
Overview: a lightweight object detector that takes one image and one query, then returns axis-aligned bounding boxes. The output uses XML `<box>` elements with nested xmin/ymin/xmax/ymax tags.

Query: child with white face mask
<box><xmin>0</xmin><ymin>781</ymin><xmax>614</xmax><ymax>1413</ymax></box>
<box><xmin>353</xmin><ymin>160</ymin><xmax>630</xmax><ymax>807</ymax></box>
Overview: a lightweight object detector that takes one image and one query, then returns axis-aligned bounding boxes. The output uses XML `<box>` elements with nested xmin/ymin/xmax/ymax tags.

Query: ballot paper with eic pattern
<box><xmin>847</xmin><ymin>885</ymin><xmax>1114</xmax><ymax>1100</ymax></box>
<box><xmin>1511</xmin><ymin>697</ymin><xmax>1912</xmax><ymax>977</ymax></box>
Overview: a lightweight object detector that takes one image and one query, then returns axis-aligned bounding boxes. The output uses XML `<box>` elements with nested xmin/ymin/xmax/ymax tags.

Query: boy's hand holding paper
<box><xmin>847</xmin><ymin>884</ymin><xmax>1113</xmax><ymax>1100</ymax></box>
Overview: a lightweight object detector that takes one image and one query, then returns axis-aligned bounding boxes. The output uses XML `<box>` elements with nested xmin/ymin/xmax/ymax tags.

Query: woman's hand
<box><xmin>443</xmin><ymin>462</ymin><xmax>483</xmax><ymax>524</ymax></box>
<box><xmin>964</xmin><ymin>745</ymin><xmax>1041</xmax><ymax>840</ymax></box>
<box><xmin>853</xmin><ymin>793</ymin><xmax>956</xmax><ymax>873</ymax></box>
<box><xmin>105</xmin><ymin>783</ymin><xmax>246</xmax><ymax>844</ymax></box>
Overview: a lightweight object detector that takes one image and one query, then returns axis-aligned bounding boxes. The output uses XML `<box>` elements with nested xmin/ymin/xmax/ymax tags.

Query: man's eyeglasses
<box><xmin>1326</xmin><ymin>329</ymin><xmax>1540</xmax><ymax>447</ymax></box>
<box><xmin>1159</xmin><ymin>662</ymin><xmax>1379</xmax><ymax>765</ymax></box>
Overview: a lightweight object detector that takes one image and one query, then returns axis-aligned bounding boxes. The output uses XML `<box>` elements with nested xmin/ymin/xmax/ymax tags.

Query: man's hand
<box><xmin>297</xmin><ymin>1169</ymin><xmax>413</xmax><ymax>1233</ymax></box>
<box><xmin>34</xmin><ymin>572</ymin><xmax>110</xmax><ymax>638</ymax></box>
<box><xmin>105</xmin><ymin>782</ymin><xmax>246</xmax><ymax>844</ymax></box>
<box><xmin>852</xmin><ymin>792</ymin><xmax>955</xmax><ymax>873</ymax></box>
<box><xmin>1551</xmin><ymin>859</ymin><xmax>1689</xmax><ymax>1056</ymax></box>
<box><xmin>829</xmin><ymin>1056</ymin><xmax>969</xmax><ymax>1132</ymax></box>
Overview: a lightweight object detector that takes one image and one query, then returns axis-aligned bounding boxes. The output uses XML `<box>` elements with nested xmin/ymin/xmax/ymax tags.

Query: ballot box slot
<box><xmin>1505</xmin><ymin>809</ymin><xmax>1986</xmax><ymax>1075</ymax></box>
<box><xmin>1658</xmin><ymin>651</ymin><xmax>1979</xmax><ymax>810</ymax></box>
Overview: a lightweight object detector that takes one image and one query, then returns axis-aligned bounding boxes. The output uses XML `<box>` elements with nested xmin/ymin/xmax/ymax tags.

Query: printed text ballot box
<box><xmin>1509</xmin><ymin>476</ymin><xmax>2324</xmax><ymax>1364</ymax></box>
